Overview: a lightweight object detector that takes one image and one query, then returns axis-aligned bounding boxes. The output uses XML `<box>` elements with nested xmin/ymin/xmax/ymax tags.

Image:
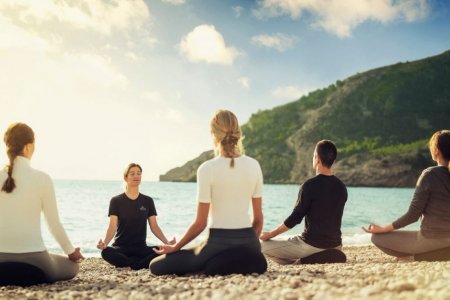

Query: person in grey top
<box><xmin>363</xmin><ymin>130</ymin><xmax>450</xmax><ymax>258</ymax></box>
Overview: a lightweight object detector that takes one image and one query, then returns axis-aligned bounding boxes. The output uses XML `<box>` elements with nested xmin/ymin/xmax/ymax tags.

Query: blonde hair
<box><xmin>210</xmin><ymin>110</ymin><xmax>244</xmax><ymax>168</ymax></box>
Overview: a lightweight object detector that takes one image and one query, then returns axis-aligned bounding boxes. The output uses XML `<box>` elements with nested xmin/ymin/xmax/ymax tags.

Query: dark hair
<box><xmin>123</xmin><ymin>163</ymin><xmax>142</xmax><ymax>180</ymax></box>
<box><xmin>2</xmin><ymin>123</ymin><xmax>35</xmax><ymax>193</ymax></box>
<box><xmin>429</xmin><ymin>130</ymin><xmax>450</xmax><ymax>171</ymax></box>
<box><xmin>316</xmin><ymin>140</ymin><xmax>337</xmax><ymax>168</ymax></box>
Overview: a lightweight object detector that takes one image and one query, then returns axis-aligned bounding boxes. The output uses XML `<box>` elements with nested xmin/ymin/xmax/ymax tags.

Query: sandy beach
<box><xmin>1</xmin><ymin>245</ymin><xmax>449</xmax><ymax>300</ymax></box>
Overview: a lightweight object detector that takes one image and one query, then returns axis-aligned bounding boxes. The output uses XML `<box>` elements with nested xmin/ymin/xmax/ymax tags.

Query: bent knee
<box><xmin>371</xmin><ymin>233</ymin><xmax>383</xmax><ymax>246</ymax></box>
<box><xmin>149</xmin><ymin>256</ymin><xmax>166</xmax><ymax>275</ymax></box>
<box><xmin>101</xmin><ymin>247</ymin><xmax>114</xmax><ymax>259</ymax></box>
<box><xmin>69</xmin><ymin>261</ymin><xmax>80</xmax><ymax>277</ymax></box>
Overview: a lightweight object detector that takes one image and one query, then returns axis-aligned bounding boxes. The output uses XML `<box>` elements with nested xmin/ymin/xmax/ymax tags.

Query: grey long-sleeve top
<box><xmin>392</xmin><ymin>166</ymin><xmax>450</xmax><ymax>238</ymax></box>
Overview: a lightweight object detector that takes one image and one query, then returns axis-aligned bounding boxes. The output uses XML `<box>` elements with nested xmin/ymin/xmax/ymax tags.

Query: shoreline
<box><xmin>1</xmin><ymin>245</ymin><xmax>449</xmax><ymax>299</ymax></box>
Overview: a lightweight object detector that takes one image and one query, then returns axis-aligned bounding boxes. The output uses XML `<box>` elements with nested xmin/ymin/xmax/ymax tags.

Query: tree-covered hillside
<box><xmin>160</xmin><ymin>50</ymin><xmax>450</xmax><ymax>187</ymax></box>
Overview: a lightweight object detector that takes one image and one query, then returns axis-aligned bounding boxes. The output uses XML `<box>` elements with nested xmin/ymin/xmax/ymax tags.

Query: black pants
<box><xmin>101</xmin><ymin>245</ymin><xmax>159</xmax><ymax>270</ymax></box>
<box><xmin>149</xmin><ymin>228</ymin><xmax>262</xmax><ymax>275</ymax></box>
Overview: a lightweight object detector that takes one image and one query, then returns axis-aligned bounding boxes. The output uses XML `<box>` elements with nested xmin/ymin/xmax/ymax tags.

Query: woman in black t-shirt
<box><xmin>97</xmin><ymin>163</ymin><xmax>175</xmax><ymax>270</ymax></box>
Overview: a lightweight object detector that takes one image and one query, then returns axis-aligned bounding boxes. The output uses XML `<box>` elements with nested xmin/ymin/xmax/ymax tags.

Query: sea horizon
<box><xmin>38</xmin><ymin>180</ymin><xmax>418</xmax><ymax>257</ymax></box>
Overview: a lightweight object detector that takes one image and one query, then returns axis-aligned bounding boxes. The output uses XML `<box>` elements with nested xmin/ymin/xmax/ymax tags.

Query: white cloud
<box><xmin>0</xmin><ymin>0</ymin><xmax>151</xmax><ymax>35</ymax></box>
<box><xmin>126</xmin><ymin>51</ymin><xmax>139</xmax><ymax>61</ymax></box>
<box><xmin>251</xmin><ymin>33</ymin><xmax>298</xmax><ymax>52</ymax></box>
<box><xmin>253</xmin><ymin>0</ymin><xmax>430</xmax><ymax>38</ymax></box>
<box><xmin>0</xmin><ymin>16</ymin><xmax>50</xmax><ymax>51</ymax></box>
<box><xmin>238</xmin><ymin>77</ymin><xmax>250</xmax><ymax>89</ymax></box>
<box><xmin>161</xmin><ymin>0</ymin><xmax>186</xmax><ymax>5</ymax></box>
<box><xmin>61</xmin><ymin>53</ymin><xmax>128</xmax><ymax>88</ymax></box>
<box><xmin>233</xmin><ymin>6</ymin><xmax>244</xmax><ymax>18</ymax></box>
<box><xmin>271</xmin><ymin>85</ymin><xmax>312</xmax><ymax>100</ymax></box>
<box><xmin>140</xmin><ymin>91</ymin><xmax>185</xmax><ymax>123</ymax></box>
<box><xmin>179</xmin><ymin>24</ymin><xmax>240</xmax><ymax>65</ymax></box>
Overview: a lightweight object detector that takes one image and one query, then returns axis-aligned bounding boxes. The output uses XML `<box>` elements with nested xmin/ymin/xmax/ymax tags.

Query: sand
<box><xmin>1</xmin><ymin>246</ymin><xmax>449</xmax><ymax>300</ymax></box>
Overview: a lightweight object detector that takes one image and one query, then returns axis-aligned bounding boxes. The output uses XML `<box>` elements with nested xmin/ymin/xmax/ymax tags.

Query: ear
<box><xmin>315</xmin><ymin>154</ymin><xmax>321</xmax><ymax>166</ymax></box>
<box><xmin>433</xmin><ymin>147</ymin><xmax>441</xmax><ymax>160</ymax></box>
<box><xmin>22</xmin><ymin>143</ymin><xmax>34</xmax><ymax>158</ymax></box>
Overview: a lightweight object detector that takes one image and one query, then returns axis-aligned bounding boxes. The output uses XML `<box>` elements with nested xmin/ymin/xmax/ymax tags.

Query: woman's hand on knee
<box><xmin>260</xmin><ymin>231</ymin><xmax>274</xmax><ymax>241</ymax></box>
<box><xmin>362</xmin><ymin>223</ymin><xmax>393</xmax><ymax>234</ymax></box>
<box><xmin>154</xmin><ymin>244</ymin><xmax>179</xmax><ymax>255</ymax></box>
<box><xmin>97</xmin><ymin>239</ymin><xmax>107</xmax><ymax>250</ymax></box>
<box><xmin>68</xmin><ymin>247</ymin><xmax>85</xmax><ymax>263</ymax></box>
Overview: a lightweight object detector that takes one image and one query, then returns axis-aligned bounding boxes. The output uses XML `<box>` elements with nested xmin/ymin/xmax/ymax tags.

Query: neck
<box><xmin>219</xmin><ymin>150</ymin><xmax>239</xmax><ymax>158</ymax></box>
<box><xmin>436</xmin><ymin>157</ymin><xmax>449</xmax><ymax>167</ymax></box>
<box><xmin>126</xmin><ymin>186</ymin><xmax>139</xmax><ymax>198</ymax></box>
<box><xmin>316</xmin><ymin>165</ymin><xmax>333</xmax><ymax>176</ymax></box>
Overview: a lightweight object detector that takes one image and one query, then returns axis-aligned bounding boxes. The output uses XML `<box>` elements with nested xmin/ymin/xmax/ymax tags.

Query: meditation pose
<box><xmin>0</xmin><ymin>123</ymin><xmax>83</xmax><ymax>284</ymax></box>
<box><xmin>364</xmin><ymin>130</ymin><xmax>450</xmax><ymax>260</ymax></box>
<box><xmin>150</xmin><ymin>109</ymin><xmax>267</xmax><ymax>275</ymax></box>
<box><xmin>260</xmin><ymin>140</ymin><xmax>347</xmax><ymax>264</ymax></box>
<box><xmin>97</xmin><ymin>163</ymin><xmax>174</xmax><ymax>270</ymax></box>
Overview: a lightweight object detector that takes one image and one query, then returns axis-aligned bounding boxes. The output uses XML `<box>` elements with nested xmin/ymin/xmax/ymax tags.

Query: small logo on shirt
<box><xmin>139</xmin><ymin>205</ymin><xmax>147</xmax><ymax>211</ymax></box>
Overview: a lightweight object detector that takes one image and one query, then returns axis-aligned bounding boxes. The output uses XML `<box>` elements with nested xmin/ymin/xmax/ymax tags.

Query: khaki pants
<box><xmin>0</xmin><ymin>251</ymin><xmax>79</xmax><ymax>283</ymax></box>
<box><xmin>372</xmin><ymin>230</ymin><xmax>450</xmax><ymax>257</ymax></box>
<box><xmin>261</xmin><ymin>235</ymin><xmax>341</xmax><ymax>265</ymax></box>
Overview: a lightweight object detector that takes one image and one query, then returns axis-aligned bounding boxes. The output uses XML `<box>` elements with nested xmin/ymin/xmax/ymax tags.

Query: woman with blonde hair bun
<box><xmin>150</xmin><ymin>109</ymin><xmax>267</xmax><ymax>275</ymax></box>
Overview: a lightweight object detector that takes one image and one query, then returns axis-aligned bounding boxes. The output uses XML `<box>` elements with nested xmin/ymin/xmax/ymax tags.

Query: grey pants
<box><xmin>372</xmin><ymin>230</ymin><xmax>450</xmax><ymax>257</ymax></box>
<box><xmin>149</xmin><ymin>228</ymin><xmax>261</xmax><ymax>275</ymax></box>
<box><xmin>261</xmin><ymin>235</ymin><xmax>341</xmax><ymax>265</ymax></box>
<box><xmin>0</xmin><ymin>251</ymin><xmax>79</xmax><ymax>283</ymax></box>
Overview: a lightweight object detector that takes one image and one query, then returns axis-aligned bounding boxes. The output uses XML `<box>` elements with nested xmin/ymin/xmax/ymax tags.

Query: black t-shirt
<box><xmin>284</xmin><ymin>174</ymin><xmax>347</xmax><ymax>248</ymax></box>
<box><xmin>108</xmin><ymin>193</ymin><xmax>157</xmax><ymax>247</ymax></box>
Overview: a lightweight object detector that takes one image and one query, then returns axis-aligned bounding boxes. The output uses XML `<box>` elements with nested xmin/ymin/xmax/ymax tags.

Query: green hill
<box><xmin>160</xmin><ymin>50</ymin><xmax>450</xmax><ymax>187</ymax></box>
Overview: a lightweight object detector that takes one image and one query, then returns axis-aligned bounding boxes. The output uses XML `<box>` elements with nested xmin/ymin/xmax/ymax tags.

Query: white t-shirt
<box><xmin>197</xmin><ymin>155</ymin><xmax>263</xmax><ymax>229</ymax></box>
<box><xmin>0</xmin><ymin>156</ymin><xmax>75</xmax><ymax>254</ymax></box>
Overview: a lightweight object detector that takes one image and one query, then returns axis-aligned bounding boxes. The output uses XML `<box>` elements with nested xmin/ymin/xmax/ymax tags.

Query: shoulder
<box><xmin>32</xmin><ymin>168</ymin><xmax>53</xmax><ymax>186</ymax></box>
<box><xmin>238</xmin><ymin>155</ymin><xmax>262</xmax><ymax>171</ymax></box>
<box><xmin>242</xmin><ymin>155</ymin><xmax>260</xmax><ymax>165</ymax></box>
<box><xmin>419</xmin><ymin>166</ymin><xmax>449</xmax><ymax>183</ymax></box>
<box><xmin>422</xmin><ymin>166</ymin><xmax>436</xmax><ymax>174</ymax></box>
<box><xmin>332</xmin><ymin>175</ymin><xmax>347</xmax><ymax>189</ymax></box>
<box><xmin>419</xmin><ymin>166</ymin><xmax>440</xmax><ymax>182</ymax></box>
<box><xmin>111</xmin><ymin>193</ymin><xmax>126</xmax><ymax>203</ymax></box>
<box><xmin>299</xmin><ymin>177</ymin><xmax>316</xmax><ymax>192</ymax></box>
<box><xmin>139</xmin><ymin>194</ymin><xmax>154</xmax><ymax>203</ymax></box>
<box><xmin>198</xmin><ymin>158</ymin><xmax>215</xmax><ymax>174</ymax></box>
<box><xmin>422</xmin><ymin>166</ymin><xmax>448</xmax><ymax>176</ymax></box>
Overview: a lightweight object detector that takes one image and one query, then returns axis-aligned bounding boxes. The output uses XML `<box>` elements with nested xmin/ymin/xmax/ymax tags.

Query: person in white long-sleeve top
<box><xmin>0</xmin><ymin>123</ymin><xmax>83</xmax><ymax>283</ymax></box>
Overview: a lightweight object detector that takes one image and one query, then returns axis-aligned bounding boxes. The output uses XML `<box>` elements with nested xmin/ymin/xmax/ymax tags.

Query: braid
<box><xmin>220</xmin><ymin>133</ymin><xmax>239</xmax><ymax>168</ymax></box>
<box><xmin>210</xmin><ymin>110</ymin><xmax>244</xmax><ymax>168</ymax></box>
<box><xmin>2</xmin><ymin>147</ymin><xmax>19</xmax><ymax>193</ymax></box>
<box><xmin>1</xmin><ymin>122</ymin><xmax>35</xmax><ymax>194</ymax></box>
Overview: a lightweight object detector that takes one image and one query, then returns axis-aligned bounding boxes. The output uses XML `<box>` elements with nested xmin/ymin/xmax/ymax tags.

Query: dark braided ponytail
<box><xmin>2</xmin><ymin>123</ymin><xmax>35</xmax><ymax>193</ymax></box>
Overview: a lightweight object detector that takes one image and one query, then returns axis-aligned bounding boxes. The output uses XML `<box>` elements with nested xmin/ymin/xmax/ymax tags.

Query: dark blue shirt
<box><xmin>284</xmin><ymin>175</ymin><xmax>347</xmax><ymax>248</ymax></box>
<box><xmin>108</xmin><ymin>193</ymin><xmax>157</xmax><ymax>247</ymax></box>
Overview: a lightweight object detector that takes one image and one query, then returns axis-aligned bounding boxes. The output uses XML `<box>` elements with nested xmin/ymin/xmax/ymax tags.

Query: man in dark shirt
<box><xmin>260</xmin><ymin>140</ymin><xmax>347</xmax><ymax>264</ymax></box>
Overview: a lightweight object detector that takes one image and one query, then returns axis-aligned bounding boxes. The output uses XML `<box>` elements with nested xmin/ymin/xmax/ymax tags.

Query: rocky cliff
<box><xmin>160</xmin><ymin>50</ymin><xmax>450</xmax><ymax>187</ymax></box>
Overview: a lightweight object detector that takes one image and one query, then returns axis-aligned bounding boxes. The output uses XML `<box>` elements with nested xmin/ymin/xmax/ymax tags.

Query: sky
<box><xmin>0</xmin><ymin>0</ymin><xmax>449</xmax><ymax>181</ymax></box>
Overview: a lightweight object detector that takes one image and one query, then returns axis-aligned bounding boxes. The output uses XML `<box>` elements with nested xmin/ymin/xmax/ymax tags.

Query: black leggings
<box><xmin>101</xmin><ymin>245</ymin><xmax>159</xmax><ymax>270</ymax></box>
<box><xmin>149</xmin><ymin>228</ymin><xmax>262</xmax><ymax>275</ymax></box>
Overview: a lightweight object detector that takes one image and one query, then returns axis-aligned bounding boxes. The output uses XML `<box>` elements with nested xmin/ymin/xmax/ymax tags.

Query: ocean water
<box><xmin>41</xmin><ymin>180</ymin><xmax>418</xmax><ymax>256</ymax></box>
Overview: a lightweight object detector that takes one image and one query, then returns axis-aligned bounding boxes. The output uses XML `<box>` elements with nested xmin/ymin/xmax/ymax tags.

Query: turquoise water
<box><xmin>42</xmin><ymin>180</ymin><xmax>418</xmax><ymax>256</ymax></box>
